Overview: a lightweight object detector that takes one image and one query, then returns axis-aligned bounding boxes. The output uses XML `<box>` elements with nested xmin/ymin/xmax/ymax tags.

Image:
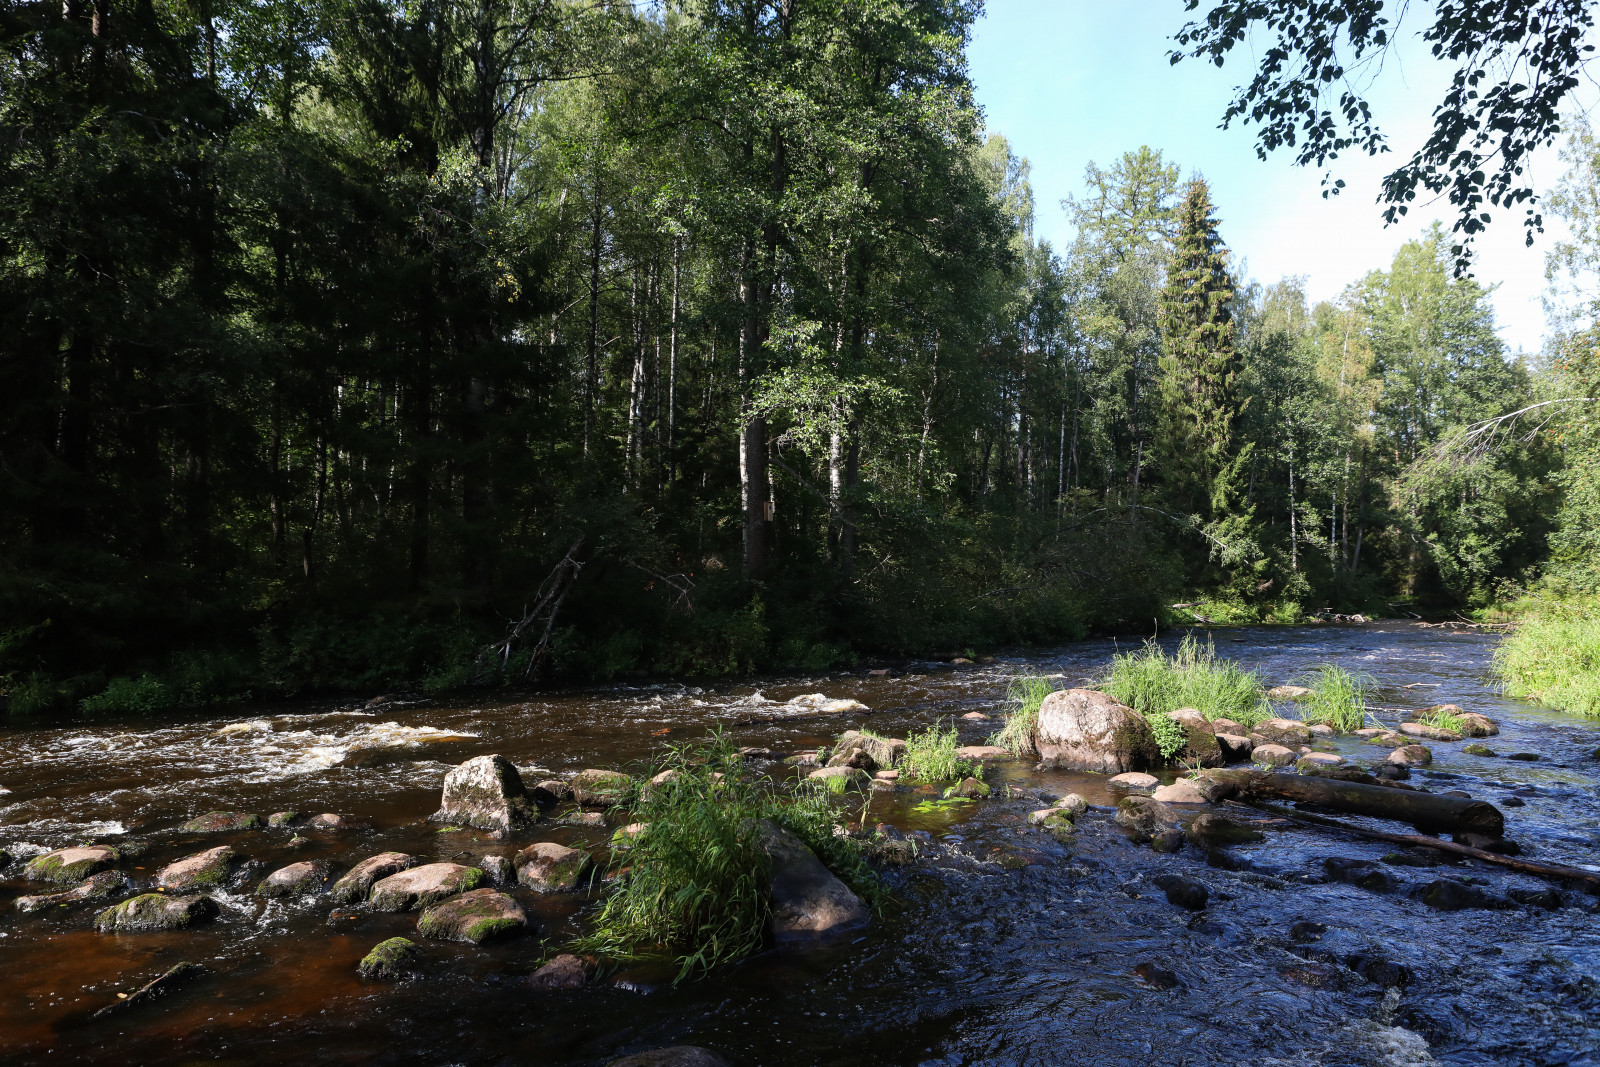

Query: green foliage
<box><xmin>1414</xmin><ymin>707</ymin><xmax>1466</xmax><ymax>734</ymax></box>
<box><xmin>992</xmin><ymin>675</ymin><xmax>1055</xmax><ymax>756</ymax></box>
<box><xmin>79</xmin><ymin>676</ymin><xmax>173</xmax><ymax>716</ymax></box>
<box><xmin>1103</xmin><ymin>633</ymin><xmax>1268</xmax><ymax>738</ymax></box>
<box><xmin>899</xmin><ymin>723</ymin><xmax>976</xmax><ymax>782</ymax></box>
<box><xmin>1495</xmin><ymin>602</ymin><xmax>1600</xmax><ymax>719</ymax></box>
<box><xmin>1297</xmin><ymin>664</ymin><xmax>1374</xmax><ymax>733</ymax></box>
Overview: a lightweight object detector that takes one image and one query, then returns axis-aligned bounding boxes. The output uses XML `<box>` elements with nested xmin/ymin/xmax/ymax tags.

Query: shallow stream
<box><xmin>3</xmin><ymin>623</ymin><xmax>1599</xmax><ymax>1066</ymax></box>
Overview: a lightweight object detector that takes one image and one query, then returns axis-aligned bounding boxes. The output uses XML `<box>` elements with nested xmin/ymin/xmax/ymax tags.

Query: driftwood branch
<box><xmin>1202</xmin><ymin>768</ymin><xmax>1504</xmax><ymax>836</ymax></box>
<box><xmin>486</xmin><ymin>537</ymin><xmax>586</xmax><ymax>682</ymax></box>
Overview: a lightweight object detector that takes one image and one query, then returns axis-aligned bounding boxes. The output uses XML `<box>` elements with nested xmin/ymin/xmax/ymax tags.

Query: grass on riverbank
<box><xmin>1297</xmin><ymin>664</ymin><xmax>1376</xmax><ymax>732</ymax></box>
<box><xmin>1494</xmin><ymin>602</ymin><xmax>1600</xmax><ymax>719</ymax></box>
<box><xmin>992</xmin><ymin>675</ymin><xmax>1055</xmax><ymax>756</ymax></box>
<box><xmin>1102</xmin><ymin>635</ymin><xmax>1269</xmax><ymax>757</ymax></box>
<box><xmin>576</xmin><ymin>732</ymin><xmax>873</xmax><ymax>982</ymax></box>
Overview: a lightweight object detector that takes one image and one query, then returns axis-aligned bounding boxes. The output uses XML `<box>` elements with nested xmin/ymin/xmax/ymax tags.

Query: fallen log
<box><xmin>1200</xmin><ymin>768</ymin><xmax>1504</xmax><ymax>837</ymax></box>
<box><xmin>1231</xmin><ymin>800</ymin><xmax>1600</xmax><ymax>891</ymax></box>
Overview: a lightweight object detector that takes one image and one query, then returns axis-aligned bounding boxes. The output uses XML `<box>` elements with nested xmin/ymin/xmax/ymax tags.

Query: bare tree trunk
<box><xmin>738</xmin><ymin>240</ymin><xmax>768</xmax><ymax>578</ymax></box>
<box><xmin>668</xmin><ymin>239</ymin><xmax>679</xmax><ymax>483</ymax></box>
<box><xmin>584</xmin><ymin>152</ymin><xmax>602</xmax><ymax>458</ymax></box>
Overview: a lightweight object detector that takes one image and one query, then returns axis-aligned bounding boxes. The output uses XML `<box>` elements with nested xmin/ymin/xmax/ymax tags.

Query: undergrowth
<box><xmin>1102</xmin><ymin>634</ymin><xmax>1268</xmax><ymax>757</ymax></box>
<box><xmin>1494</xmin><ymin>601</ymin><xmax>1600</xmax><ymax>719</ymax></box>
<box><xmin>900</xmin><ymin>723</ymin><xmax>976</xmax><ymax>782</ymax></box>
<box><xmin>992</xmin><ymin>675</ymin><xmax>1054</xmax><ymax>756</ymax></box>
<box><xmin>1414</xmin><ymin>706</ymin><xmax>1466</xmax><ymax>733</ymax></box>
<box><xmin>1298</xmin><ymin>664</ymin><xmax>1375</xmax><ymax>733</ymax></box>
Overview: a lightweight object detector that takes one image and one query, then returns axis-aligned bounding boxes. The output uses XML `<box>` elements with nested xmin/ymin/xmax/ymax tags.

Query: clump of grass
<box><xmin>991</xmin><ymin>675</ymin><xmax>1054</xmax><ymax>756</ymax></box>
<box><xmin>900</xmin><ymin>722</ymin><xmax>976</xmax><ymax>782</ymax></box>
<box><xmin>1414</xmin><ymin>706</ymin><xmax>1467</xmax><ymax>733</ymax></box>
<box><xmin>1102</xmin><ymin>634</ymin><xmax>1269</xmax><ymax>758</ymax></box>
<box><xmin>1298</xmin><ymin>664</ymin><xmax>1375</xmax><ymax>733</ymax></box>
<box><xmin>576</xmin><ymin>730</ymin><xmax>871</xmax><ymax>982</ymax></box>
<box><xmin>1494</xmin><ymin>603</ymin><xmax>1600</xmax><ymax>719</ymax></box>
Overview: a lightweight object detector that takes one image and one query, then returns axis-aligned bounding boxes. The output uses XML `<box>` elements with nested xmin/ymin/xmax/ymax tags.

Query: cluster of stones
<box><xmin>798</xmin><ymin>727</ymin><xmax>1011</xmax><ymax>800</ymax></box>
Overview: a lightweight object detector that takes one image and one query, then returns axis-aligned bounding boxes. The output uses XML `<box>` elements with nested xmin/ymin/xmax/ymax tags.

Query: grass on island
<box><xmin>1494</xmin><ymin>602</ymin><xmax>1600</xmax><ymax>719</ymax></box>
<box><xmin>575</xmin><ymin>731</ymin><xmax>873</xmax><ymax>983</ymax></box>
<box><xmin>991</xmin><ymin>675</ymin><xmax>1055</xmax><ymax>756</ymax></box>
<box><xmin>1413</xmin><ymin>705</ymin><xmax>1467</xmax><ymax>733</ymax></box>
<box><xmin>1102</xmin><ymin>634</ymin><xmax>1269</xmax><ymax>758</ymax></box>
<box><xmin>899</xmin><ymin>722</ymin><xmax>977</xmax><ymax>782</ymax></box>
<box><xmin>1297</xmin><ymin>664</ymin><xmax>1376</xmax><ymax>733</ymax></box>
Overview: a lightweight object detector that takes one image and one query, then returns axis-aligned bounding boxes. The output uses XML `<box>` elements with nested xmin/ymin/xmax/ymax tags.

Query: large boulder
<box><xmin>572</xmin><ymin>769</ymin><xmax>633</xmax><ymax>808</ymax></box>
<box><xmin>1034</xmin><ymin>689</ymin><xmax>1160</xmax><ymax>773</ymax></box>
<box><xmin>368</xmin><ymin>862</ymin><xmax>484</xmax><ymax>912</ymax></box>
<box><xmin>417</xmin><ymin>887</ymin><xmax>528</xmax><ymax>943</ymax></box>
<box><xmin>255</xmin><ymin>860</ymin><xmax>332</xmax><ymax>898</ymax></box>
<box><xmin>428</xmin><ymin>755</ymin><xmax>536</xmax><ymax>833</ymax></box>
<box><xmin>16</xmin><ymin>871</ymin><xmax>127</xmax><ymax>913</ymax></box>
<box><xmin>329</xmin><ymin>852</ymin><xmax>417</xmax><ymax>904</ymax></box>
<box><xmin>157</xmin><ymin>846</ymin><xmax>237</xmax><ymax>892</ymax></box>
<box><xmin>23</xmin><ymin>845</ymin><xmax>119</xmax><ymax>884</ymax></box>
<box><xmin>95</xmin><ymin>893</ymin><xmax>218</xmax><ymax>932</ymax></box>
<box><xmin>514</xmin><ymin>842</ymin><xmax>593</xmax><ymax>892</ymax></box>
<box><xmin>758</xmin><ymin>821</ymin><xmax>867</xmax><ymax>941</ymax></box>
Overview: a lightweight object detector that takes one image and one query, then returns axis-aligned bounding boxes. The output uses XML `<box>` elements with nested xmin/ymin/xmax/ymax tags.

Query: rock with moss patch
<box><xmin>1399</xmin><ymin>721</ymin><xmax>1462</xmax><ymax>742</ymax></box>
<box><xmin>267</xmin><ymin>811</ymin><xmax>303</xmax><ymax>829</ymax></box>
<box><xmin>1362</xmin><ymin>731</ymin><xmax>1408</xmax><ymax>748</ymax></box>
<box><xmin>557</xmin><ymin>811</ymin><xmax>607</xmax><ymax>828</ymax></box>
<box><xmin>1462</xmin><ymin>743</ymin><xmax>1497</xmax><ymax>757</ymax></box>
<box><xmin>256</xmin><ymin>859</ymin><xmax>332</xmax><ymax>898</ymax></box>
<box><xmin>1299</xmin><ymin>763</ymin><xmax>1380</xmax><ymax>785</ymax></box>
<box><xmin>758</xmin><ymin>821</ymin><xmax>868</xmax><ymax>942</ymax></box>
<box><xmin>950</xmin><ymin>776</ymin><xmax>990</xmax><ymax>798</ymax></box>
<box><xmin>828</xmin><ymin>731</ymin><xmax>906</xmax><ymax>771</ymax></box>
<box><xmin>1114</xmin><ymin>795</ymin><xmax>1180</xmax><ymax>842</ymax></box>
<box><xmin>180</xmin><ymin>811</ymin><xmax>262</xmax><ymax>833</ymax></box>
<box><xmin>96</xmin><ymin>893</ymin><xmax>218</xmax><ymax>932</ymax></box>
<box><xmin>428</xmin><ymin>754</ymin><xmax>536</xmax><ymax>833</ymax></box>
<box><xmin>515</xmin><ymin>842</ymin><xmax>593</xmax><ymax>892</ymax></box>
<box><xmin>358</xmin><ymin>937</ymin><xmax>421</xmax><ymax>979</ymax></box>
<box><xmin>1251</xmin><ymin>718</ymin><xmax>1314</xmax><ymax>747</ymax></box>
<box><xmin>1387</xmin><ymin>744</ymin><xmax>1433</xmax><ymax>767</ymax></box>
<box><xmin>416</xmin><ymin>887</ymin><xmax>528</xmax><ymax>943</ymax></box>
<box><xmin>572</xmin><ymin>769</ymin><xmax>633</xmax><ymax>808</ymax></box>
<box><xmin>1034</xmin><ymin>689</ymin><xmax>1160</xmax><ymax>774</ymax></box>
<box><xmin>157</xmin><ymin>846</ymin><xmax>237</xmax><ymax>891</ymax></box>
<box><xmin>16</xmin><ymin>870</ymin><xmax>127</xmax><ymax>912</ymax></box>
<box><xmin>530</xmin><ymin>779</ymin><xmax>574</xmax><ymax>806</ymax></box>
<box><xmin>369</xmin><ymin>862</ymin><xmax>484</xmax><ymax>912</ymax></box>
<box><xmin>23</xmin><ymin>845</ymin><xmax>119</xmax><ymax>884</ymax></box>
<box><xmin>606</xmin><ymin>1049</ymin><xmax>731</xmax><ymax>1067</ymax></box>
<box><xmin>1054</xmin><ymin>793</ymin><xmax>1089</xmax><ymax>817</ymax></box>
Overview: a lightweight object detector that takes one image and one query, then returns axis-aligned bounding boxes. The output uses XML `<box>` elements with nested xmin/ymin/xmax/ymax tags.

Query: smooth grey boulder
<box><xmin>428</xmin><ymin>754</ymin><xmax>536</xmax><ymax>833</ymax></box>
<box><xmin>1033</xmin><ymin>689</ymin><xmax>1160</xmax><ymax>773</ymax></box>
<box><xmin>758</xmin><ymin>821</ymin><xmax>868</xmax><ymax>942</ymax></box>
<box><xmin>255</xmin><ymin>859</ymin><xmax>331</xmax><ymax>898</ymax></box>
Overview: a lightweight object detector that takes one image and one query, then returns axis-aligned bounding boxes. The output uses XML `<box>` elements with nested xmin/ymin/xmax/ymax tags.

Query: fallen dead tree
<box><xmin>1200</xmin><ymin>768</ymin><xmax>1504</xmax><ymax>837</ymax></box>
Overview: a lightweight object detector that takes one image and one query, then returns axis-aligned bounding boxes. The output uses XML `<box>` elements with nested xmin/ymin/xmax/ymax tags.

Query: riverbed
<box><xmin>3</xmin><ymin>623</ymin><xmax>1599</xmax><ymax>1066</ymax></box>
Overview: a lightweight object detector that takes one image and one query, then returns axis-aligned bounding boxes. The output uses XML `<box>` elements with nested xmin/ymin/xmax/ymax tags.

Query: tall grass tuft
<box><xmin>1102</xmin><ymin>634</ymin><xmax>1269</xmax><ymax>758</ymax></box>
<box><xmin>900</xmin><ymin>722</ymin><xmax>976</xmax><ymax>781</ymax></box>
<box><xmin>992</xmin><ymin>675</ymin><xmax>1054</xmax><ymax>756</ymax></box>
<box><xmin>1298</xmin><ymin>664</ymin><xmax>1374</xmax><ymax>732</ymax></box>
<box><xmin>1414</xmin><ymin>706</ymin><xmax>1467</xmax><ymax>733</ymax></box>
<box><xmin>1495</xmin><ymin>603</ymin><xmax>1600</xmax><ymax>719</ymax></box>
<box><xmin>577</xmin><ymin>730</ymin><xmax>871</xmax><ymax>982</ymax></box>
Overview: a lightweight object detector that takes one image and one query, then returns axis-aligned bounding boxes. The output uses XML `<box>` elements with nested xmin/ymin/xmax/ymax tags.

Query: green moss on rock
<box><xmin>180</xmin><ymin>811</ymin><xmax>262</xmax><ymax>833</ymax></box>
<box><xmin>357</xmin><ymin>937</ymin><xmax>421</xmax><ymax>979</ymax></box>
<box><xmin>24</xmin><ymin>846</ymin><xmax>119</xmax><ymax>884</ymax></box>
<box><xmin>95</xmin><ymin>893</ymin><xmax>218</xmax><ymax>932</ymax></box>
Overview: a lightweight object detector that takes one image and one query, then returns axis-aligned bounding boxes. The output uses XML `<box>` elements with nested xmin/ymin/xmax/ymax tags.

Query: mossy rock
<box><xmin>255</xmin><ymin>859</ymin><xmax>331</xmax><ymax>898</ymax></box>
<box><xmin>948</xmin><ymin>777</ymin><xmax>990</xmax><ymax>799</ymax></box>
<box><xmin>515</xmin><ymin>842</ymin><xmax>593</xmax><ymax>892</ymax></box>
<box><xmin>358</xmin><ymin>937</ymin><xmax>422</xmax><ymax>979</ymax></box>
<box><xmin>16</xmin><ymin>870</ymin><xmax>128</xmax><ymax>913</ymax></box>
<box><xmin>267</xmin><ymin>811</ymin><xmax>304</xmax><ymax>828</ymax></box>
<box><xmin>180</xmin><ymin>811</ymin><xmax>262</xmax><ymax>833</ymax></box>
<box><xmin>416</xmin><ymin>888</ymin><xmax>528</xmax><ymax>944</ymax></box>
<box><xmin>1463</xmin><ymin>744</ymin><xmax>1497</xmax><ymax>757</ymax></box>
<box><xmin>24</xmin><ymin>846</ymin><xmax>119</xmax><ymax>884</ymax></box>
<box><xmin>369</xmin><ymin>863</ymin><xmax>485</xmax><ymax>912</ymax></box>
<box><xmin>156</xmin><ymin>846</ymin><xmax>237</xmax><ymax>891</ymax></box>
<box><xmin>95</xmin><ymin>893</ymin><xmax>218</xmax><ymax>932</ymax></box>
<box><xmin>571</xmin><ymin>769</ymin><xmax>633</xmax><ymax>808</ymax></box>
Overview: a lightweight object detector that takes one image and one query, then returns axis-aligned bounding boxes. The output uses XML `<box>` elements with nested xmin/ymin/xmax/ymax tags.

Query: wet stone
<box><xmin>1214</xmin><ymin>733</ymin><xmax>1254</xmax><ymax>763</ymax></box>
<box><xmin>1289</xmin><ymin>920</ymin><xmax>1327</xmax><ymax>943</ymax></box>
<box><xmin>1187</xmin><ymin>812</ymin><xmax>1263</xmax><ymax>847</ymax></box>
<box><xmin>305</xmin><ymin>813</ymin><xmax>356</xmax><ymax>831</ymax></box>
<box><xmin>267</xmin><ymin>811</ymin><xmax>303</xmax><ymax>828</ymax></box>
<box><xmin>1252</xmin><ymin>718</ymin><xmax>1314</xmax><ymax>746</ymax></box>
<box><xmin>1054</xmin><ymin>793</ymin><xmax>1089</xmax><ymax>817</ymax></box>
<box><xmin>1387</xmin><ymin>745</ymin><xmax>1433</xmax><ymax>767</ymax></box>
<box><xmin>15</xmin><ymin>870</ymin><xmax>127</xmax><ymax>912</ymax></box>
<box><xmin>557</xmin><ymin>811</ymin><xmax>607</xmax><ymax>828</ymax></box>
<box><xmin>1508</xmin><ymin>886</ymin><xmax>1563</xmax><ymax>910</ymax></box>
<box><xmin>180</xmin><ymin>811</ymin><xmax>262</xmax><ymax>833</ymax></box>
<box><xmin>760</xmin><ymin>820</ymin><xmax>868</xmax><ymax>941</ymax></box>
<box><xmin>1324</xmin><ymin>857</ymin><xmax>1396</xmax><ymax>893</ymax></box>
<box><xmin>528</xmin><ymin>953</ymin><xmax>596</xmax><ymax>991</ymax></box>
<box><xmin>1115</xmin><ymin>795</ymin><xmax>1180</xmax><ymax>841</ymax></box>
<box><xmin>572</xmin><ymin>768</ymin><xmax>633</xmax><ymax>808</ymax></box>
<box><xmin>23</xmin><ymin>845</ymin><xmax>119</xmax><ymax>884</ymax></box>
<box><xmin>157</xmin><ymin>846</ymin><xmax>237</xmax><ymax>892</ymax></box>
<box><xmin>1133</xmin><ymin>962</ymin><xmax>1182</xmax><ymax>989</ymax></box>
<box><xmin>950</xmin><ymin>777</ymin><xmax>990</xmax><ymax>798</ymax></box>
<box><xmin>1150</xmin><ymin>828</ymin><xmax>1186</xmax><ymax>853</ymax></box>
<box><xmin>329</xmin><ymin>853</ymin><xmax>418</xmax><ymax>903</ymax></box>
<box><xmin>479</xmin><ymin>855</ymin><xmax>514</xmax><ymax>885</ymax></box>
<box><xmin>515</xmin><ymin>842</ymin><xmax>593</xmax><ymax>892</ymax></box>
<box><xmin>1463</xmin><ymin>743</ymin><xmax>1497</xmax><ymax>757</ymax></box>
<box><xmin>417</xmin><ymin>887</ymin><xmax>528</xmax><ymax>944</ymax></box>
<box><xmin>1251</xmin><ymin>744</ymin><xmax>1297</xmax><ymax>768</ymax></box>
<box><xmin>429</xmin><ymin>754</ymin><xmax>536</xmax><ymax>833</ymax></box>
<box><xmin>1107</xmin><ymin>772</ymin><xmax>1159</xmax><ymax>790</ymax></box>
<box><xmin>1151</xmin><ymin>873</ymin><xmax>1209</xmax><ymax>910</ymax></box>
<box><xmin>1399</xmin><ymin>721</ymin><xmax>1462</xmax><ymax>742</ymax></box>
<box><xmin>93</xmin><ymin>961</ymin><xmax>205</xmax><ymax>1019</ymax></box>
<box><xmin>1507</xmin><ymin>752</ymin><xmax>1542</xmax><ymax>761</ymax></box>
<box><xmin>1417</xmin><ymin>878</ymin><xmax>1512</xmax><ymax>912</ymax></box>
<box><xmin>1500</xmin><ymin>795</ymin><xmax>1525</xmax><ymax>807</ymax></box>
<box><xmin>255</xmin><ymin>859</ymin><xmax>331</xmax><ymax>898</ymax></box>
<box><xmin>530</xmin><ymin>780</ymin><xmax>573</xmax><ymax>806</ymax></box>
<box><xmin>96</xmin><ymin>893</ymin><xmax>218</xmax><ymax>932</ymax></box>
<box><xmin>358</xmin><ymin>937</ymin><xmax>421</xmax><ymax>980</ymax></box>
<box><xmin>369</xmin><ymin>862</ymin><xmax>485</xmax><ymax>912</ymax></box>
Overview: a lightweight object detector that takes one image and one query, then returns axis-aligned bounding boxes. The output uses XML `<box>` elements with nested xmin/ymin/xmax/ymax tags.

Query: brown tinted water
<box><xmin>3</xmin><ymin>623</ymin><xmax>1599</xmax><ymax>1066</ymax></box>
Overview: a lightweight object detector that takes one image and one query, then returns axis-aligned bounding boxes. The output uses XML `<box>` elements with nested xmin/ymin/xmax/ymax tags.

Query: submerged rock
<box><xmin>758</xmin><ymin>821</ymin><xmax>868</xmax><ymax>941</ymax></box>
<box><xmin>572</xmin><ymin>769</ymin><xmax>633</xmax><ymax>807</ymax></box>
<box><xmin>369</xmin><ymin>862</ymin><xmax>484</xmax><ymax>912</ymax></box>
<box><xmin>1417</xmin><ymin>878</ymin><xmax>1512</xmax><ymax>911</ymax></box>
<box><xmin>1150</xmin><ymin>828</ymin><xmax>1186</xmax><ymax>853</ymax></box>
<box><xmin>1133</xmin><ymin>961</ymin><xmax>1182</xmax><ymax>989</ymax></box>
<box><xmin>1187</xmin><ymin>812</ymin><xmax>1263</xmax><ymax>847</ymax></box>
<box><xmin>16</xmin><ymin>870</ymin><xmax>127</xmax><ymax>912</ymax></box>
<box><xmin>1107</xmin><ymin>771</ymin><xmax>1159</xmax><ymax>790</ymax></box>
<box><xmin>528</xmin><ymin>953</ymin><xmax>595</xmax><ymax>991</ymax></box>
<box><xmin>96</xmin><ymin>893</ymin><xmax>218</xmax><ymax>932</ymax></box>
<box><xmin>606</xmin><ymin>1049</ymin><xmax>731</xmax><ymax>1067</ymax></box>
<box><xmin>255</xmin><ymin>859</ymin><xmax>331</xmax><ymax>898</ymax></box>
<box><xmin>1324</xmin><ymin>857</ymin><xmax>1396</xmax><ymax>892</ymax></box>
<box><xmin>1506</xmin><ymin>752</ymin><xmax>1542</xmax><ymax>761</ymax></box>
<box><xmin>515</xmin><ymin>842</ymin><xmax>593</xmax><ymax>892</ymax></box>
<box><xmin>357</xmin><ymin>937</ymin><xmax>421</xmax><ymax>979</ymax></box>
<box><xmin>1151</xmin><ymin>873</ymin><xmax>1209</xmax><ymax>910</ymax></box>
<box><xmin>1463</xmin><ymin>743</ymin><xmax>1497</xmax><ymax>757</ymax></box>
<box><xmin>1114</xmin><ymin>795</ymin><xmax>1180</xmax><ymax>841</ymax></box>
<box><xmin>1034</xmin><ymin>689</ymin><xmax>1160</xmax><ymax>773</ymax></box>
<box><xmin>180</xmin><ymin>811</ymin><xmax>262</xmax><ymax>833</ymax></box>
<box><xmin>417</xmin><ymin>888</ymin><xmax>528</xmax><ymax>943</ymax></box>
<box><xmin>157</xmin><ymin>846</ymin><xmax>237</xmax><ymax>892</ymax></box>
<box><xmin>428</xmin><ymin>754</ymin><xmax>537</xmax><ymax>833</ymax></box>
<box><xmin>329</xmin><ymin>852</ymin><xmax>417</xmax><ymax>904</ymax></box>
<box><xmin>23</xmin><ymin>845</ymin><xmax>119</xmax><ymax>884</ymax></box>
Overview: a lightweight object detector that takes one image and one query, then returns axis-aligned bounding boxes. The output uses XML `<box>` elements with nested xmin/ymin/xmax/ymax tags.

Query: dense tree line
<box><xmin>0</xmin><ymin>0</ymin><xmax>1580</xmax><ymax>716</ymax></box>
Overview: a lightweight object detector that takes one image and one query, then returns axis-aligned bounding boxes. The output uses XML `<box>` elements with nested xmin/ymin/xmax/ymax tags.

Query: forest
<box><xmin>3</xmin><ymin>0</ymin><xmax>1599</xmax><ymax>718</ymax></box>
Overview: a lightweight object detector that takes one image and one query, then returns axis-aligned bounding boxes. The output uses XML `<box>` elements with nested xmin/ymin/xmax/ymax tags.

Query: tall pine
<box><xmin>1157</xmin><ymin>178</ymin><xmax>1254</xmax><ymax>569</ymax></box>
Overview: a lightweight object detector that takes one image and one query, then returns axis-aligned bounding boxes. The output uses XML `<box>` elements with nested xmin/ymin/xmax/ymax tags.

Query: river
<box><xmin>2</xmin><ymin>623</ymin><xmax>1599</xmax><ymax>1066</ymax></box>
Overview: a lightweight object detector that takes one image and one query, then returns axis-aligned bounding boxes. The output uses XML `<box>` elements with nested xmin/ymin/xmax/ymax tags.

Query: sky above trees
<box><xmin>968</xmin><ymin>0</ymin><xmax>1598</xmax><ymax>356</ymax></box>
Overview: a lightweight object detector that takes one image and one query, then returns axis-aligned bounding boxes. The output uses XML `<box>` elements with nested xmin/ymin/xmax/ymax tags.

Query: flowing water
<box><xmin>3</xmin><ymin>623</ymin><xmax>1599</xmax><ymax>1066</ymax></box>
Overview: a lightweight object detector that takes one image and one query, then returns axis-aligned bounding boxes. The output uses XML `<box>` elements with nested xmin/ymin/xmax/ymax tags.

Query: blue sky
<box><xmin>966</xmin><ymin>1</ymin><xmax>1584</xmax><ymax>355</ymax></box>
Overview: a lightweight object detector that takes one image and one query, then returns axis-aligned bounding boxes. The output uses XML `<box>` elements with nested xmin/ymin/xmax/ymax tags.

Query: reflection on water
<box><xmin>2</xmin><ymin>623</ymin><xmax>1599</xmax><ymax>1065</ymax></box>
